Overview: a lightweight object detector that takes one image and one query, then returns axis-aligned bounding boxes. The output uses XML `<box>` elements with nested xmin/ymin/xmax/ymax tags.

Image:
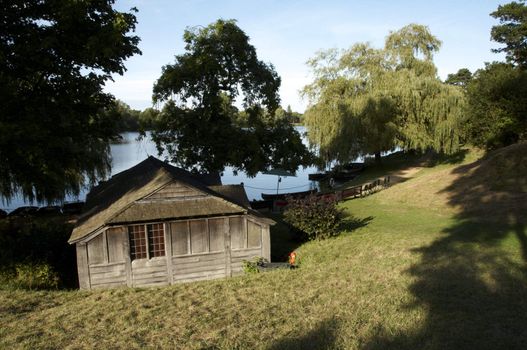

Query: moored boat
<box><xmin>261</xmin><ymin>189</ymin><xmax>317</xmax><ymax>201</ymax></box>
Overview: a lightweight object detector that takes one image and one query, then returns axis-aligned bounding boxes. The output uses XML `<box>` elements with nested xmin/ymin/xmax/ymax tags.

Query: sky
<box><xmin>106</xmin><ymin>0</ymin><xmax>507</xmax><ymax>113</ymax></box>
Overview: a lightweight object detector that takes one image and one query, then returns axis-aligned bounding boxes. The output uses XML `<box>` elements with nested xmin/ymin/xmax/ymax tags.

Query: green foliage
<box><xmin>0</xmin><ymin>0</ymin><xmax>141</xmax><ymax>203</ymax></box>
<box><xmin>105</xmin><ymin>100</ymin><xmax>159</xmax><ymax>132</ymax></box>
<box><xmin>105</xmin><ymin>100</ymin><xmax>141</xmax><ymax>132</ymax></box>
<box><xmin>139</xmin><ymin>108</ymin><xmax>160</xmax><ymax>130</ymax></box>
<box><xmin>491</xmin><ymin>0</ymin><xmax>527</xmax><ymax>68</ymax></box>
<box><xmin>303</xmin><ymin>24</ymin><xmax>465</xmax><ymax>165</ymax></box>
<box><xmin>13</xmin><ymin>262</ymin><xmax>59</xmax><ymax>290</ymax></box>
<box><xmin>242</xmin><ymin>256</ymin><xmax>267</xmax><ymax>274</ymax></box>
<box><xmin>384</xmin><ymin>23</ymin><xmax>441</xmax><ymax>77</ymax></box>
<box><xmin>394</xmin><ymin>71</ymin><xmax>466</xmax><ymax>153</ymax></box>
<box><xmin>460</xmin><ymin>2</ymin><xmax>527</xmax><ymax>150</ymax></box>
<box><xmin>445</xmin><ymin>68</ymin><xmax>473</xmax><ymax>88</ymax></box>
<box><xmin>151</xmin><ymin>19</ymin><xmax>312</xmax><ymax>176</ymax></box>
<box><xmin>465</xmin><ymin>62</ymin><xmax>527</xmax><ymax>149</ymax></box>
<box><xmin>276</xmin><ymin>105</ymin><xmax>303</xmax><ymax>124</ymax></box>
<box><xmin>283</xmin><ymin>195</ymin><xmax>343</xmax><ymax>240</ymax></box>
<box><xmin>0</xmin><ymin>217</ymin><xmax>76</xmax><ymax>289</ymax></box>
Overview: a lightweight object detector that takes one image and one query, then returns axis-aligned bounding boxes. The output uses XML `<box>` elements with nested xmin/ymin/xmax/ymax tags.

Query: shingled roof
<box><xmin>69</xmin><ymin>157</ymin><xmax>263</xmax><ymax>244</ymax></box>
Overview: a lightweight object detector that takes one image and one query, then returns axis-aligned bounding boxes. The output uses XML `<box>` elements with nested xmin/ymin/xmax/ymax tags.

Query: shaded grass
<box><xmin>268</xmin><ymin>213</ymin><xmax>303</xmax><ymax>262</ymax></box>
<box><xmin>1</xmin><ymin>146</ymin><xmax>526</xmax><ymax>349</ymax></box>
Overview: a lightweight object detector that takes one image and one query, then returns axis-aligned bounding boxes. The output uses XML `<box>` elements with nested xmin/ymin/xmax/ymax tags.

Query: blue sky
<box><xmin>107</xmin><ymin>0</ymin><xmax>506</xmax><ymax>112</ymax></box>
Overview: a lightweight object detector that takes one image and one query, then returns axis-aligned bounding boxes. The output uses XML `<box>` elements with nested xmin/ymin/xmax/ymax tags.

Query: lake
<box><xmin>1</xmin><ymin>127</ymin><xmax>320</xmax><ymax>211</ymax></box>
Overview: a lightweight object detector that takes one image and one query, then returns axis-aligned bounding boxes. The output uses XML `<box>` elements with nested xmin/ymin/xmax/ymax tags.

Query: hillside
<box><xmin>1</xmin><ymin>145</ymin><xmax>526</xmax><ymax>349</ymax></box>
<box><xmin>379</xmin><ymin>142</ymin><xmax>527</xmax><ymax>220</ymax></box>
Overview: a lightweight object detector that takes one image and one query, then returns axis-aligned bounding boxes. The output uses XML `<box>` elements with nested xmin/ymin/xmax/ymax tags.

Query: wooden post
<box><xmin>224</xmin><ymin>218</ymin><xmax>232</xmax><ymax>277</ymax></box>
<box><xmin>102</xmin><ymin>230</ymin><xmax>109</xmax><ymax>264</ymax></box>
<box><xmin>242</xmin><ymin>217</ymin><xmax>248</xmax><ymax>249</ymax></box>
<box><xmin>187</xmin><ymin>220</ymin><xmax>191</xmax><ymax>254</ymax></box>
<box><xmin>123</xmin><ymin>228</ymin><xmax>132</xmax><ymax>287</ymax></box>
<box><xmin>165</xmin><ymin>222</ymin><xmax>174</xmax><ymax>284</ymax></box>
<box><xmin>262</xmin><ymin>226</ymin><xmax>271</xmax><ymax>262</ymax></box>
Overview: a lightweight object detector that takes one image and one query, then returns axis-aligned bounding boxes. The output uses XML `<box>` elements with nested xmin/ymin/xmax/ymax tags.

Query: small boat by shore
<box><xmin>261</xmin><ymin>189</ymin><xmax>317</xmax><ymax>201</ymax></box>
<box><xmin>308</xmin><ymin>172</ymin><xmax>328</xmax><ymax>181</ymax></box>
<box><xmin>309</xmin><ymin>162</ymin><xmax>365</xmax><ymax>182</ymax></box>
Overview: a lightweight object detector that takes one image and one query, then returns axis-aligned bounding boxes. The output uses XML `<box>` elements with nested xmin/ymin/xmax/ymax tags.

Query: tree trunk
<box><xmin>374</xmin><ymin>151</ymin><xmax>382</xmax><ymax>164</ymax></box>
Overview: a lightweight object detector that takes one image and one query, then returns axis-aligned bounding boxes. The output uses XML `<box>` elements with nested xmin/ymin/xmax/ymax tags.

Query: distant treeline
<box><xmin>275</xmin><ymin>105</ymin><xmax>304</xmax><ymax>124</ymax></box>
<box><xmin>108</xmin><ymin>100</ymin><xmax>159</xmax><ymax>132</ymax></box>
<box><xmin>110</xmin><ymin>100</ymin><xmax>303</xmax><ymax>132</ymax></box>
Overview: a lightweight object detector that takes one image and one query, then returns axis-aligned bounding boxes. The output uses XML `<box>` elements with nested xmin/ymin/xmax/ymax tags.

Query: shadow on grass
<box><xmin>269</xmin><ymin>213</ymin><xmax>305</xmax><ymax>262</ymax></box>
<box><xmin>270</xmin><ymin>213</ymin><xmax>372</xmax><ymax>262</ymax></box>
<box><xmin>424</xmin><ymin>148</ymin><xmax>470</xmax><ymax>166</ymax></box>
<box><xmin>0</xmin><ymin>299</ymin><xmax>42</xmax><ymax>315</ymax></box>
<box><xmin>344</xmin><ymin>149</ymin><xmax>469</xmax><ymax>189</ymax></box>
<box><xmin>267</xmin><ymin>317</ymin><xmax>341</xmax><ymax>350</ymax></box>
<box><xmin>340</xmin><ymin>216</ymin><xmax>373</xmax><ymax>232</ymax></box>
<box><xmin>363</xmin><ymin>149</ymin><xmax>527</xmax><ymax>350</ymax></box>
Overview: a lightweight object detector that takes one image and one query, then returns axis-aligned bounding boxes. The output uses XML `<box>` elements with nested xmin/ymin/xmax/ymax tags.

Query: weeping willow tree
<box><xmin>303</xmin><ymin>24</ymin><xmax>465</xmax><ymax>164</ymax></box>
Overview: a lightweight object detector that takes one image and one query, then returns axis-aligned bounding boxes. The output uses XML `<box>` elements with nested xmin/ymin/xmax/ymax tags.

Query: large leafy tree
<box><xmin>303</xmin><ymin>24</ymin><xmax>465</xmax><ymax>164</ymax></box>
<box><xmin>466</xmin><ymin>63</ymin><xmax>527</xmax><ymax>149</ymax></box>
<box><xmin>445</xmin><ymin>68</ymin><xmax>473</xmax><ymax>88</ymax></box>
<box><xmin>491</xmin><ymin>0</ymin><xmax>527</xmax><ymax>68</ymax></box>
<box><xmin>463</xmin><ymin>1</ymin><xmax>527</xmax><ymax>150</ymax></box>
<box><xmin>151</xmin><ymin>19</ymin><xmax>311</xmax><ymax>176</ymax></box>
<box><xmin>0</xmin><ymin>0</ymin><xmax>140</xmax><ymax>203</ymax></box>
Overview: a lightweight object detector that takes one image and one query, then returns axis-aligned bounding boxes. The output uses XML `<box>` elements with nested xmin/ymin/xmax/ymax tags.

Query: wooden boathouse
<box><xmin>68</xmin><ymin>156</ymin><xmax>273</xmax><ymax>290</ymax></box>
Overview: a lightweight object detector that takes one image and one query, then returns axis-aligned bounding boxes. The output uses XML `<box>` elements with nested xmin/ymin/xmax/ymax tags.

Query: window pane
<box><xmin>190</xmin><ymin>220</ymin><xmax>207</xmax><ymax>254</ymax></box>
<box><xmin>148</xmin><ymin>223</ymin><xmax>165</xmax><ymax>257</ymax></box>
<box><xmin>171</xmin><ymin>221</ymin><xmax>189</xmax><ymax>256</ymax></box>
<box><xmin>247</xmin><ymin>221</ymin><xmax>261</xmax><ymax>248</ymax></box>
<box><xmin>129</xmin><ymin>225</ymin><xmax>147</xmax><ymax>260</ymax></box>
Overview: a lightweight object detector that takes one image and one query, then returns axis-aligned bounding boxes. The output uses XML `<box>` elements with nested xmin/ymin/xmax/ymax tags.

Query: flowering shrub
<box><xmin>283</xmin><ymin>194</ymin><xmax>343</xmax><ymax>240</ymax></box>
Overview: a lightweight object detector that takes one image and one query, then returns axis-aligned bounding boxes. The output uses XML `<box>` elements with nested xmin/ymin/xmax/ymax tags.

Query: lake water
<box><xmin>1</xmin><ymin>127</ymin><xmax>320</xmax><ymax>211</ymax></box>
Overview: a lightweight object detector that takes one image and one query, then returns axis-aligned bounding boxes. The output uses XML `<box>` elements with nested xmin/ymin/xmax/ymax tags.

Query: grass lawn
<box><xmin>1</xmin><ymin>146</ymin><xmax>526</xmax><ymax>349</ymax></box>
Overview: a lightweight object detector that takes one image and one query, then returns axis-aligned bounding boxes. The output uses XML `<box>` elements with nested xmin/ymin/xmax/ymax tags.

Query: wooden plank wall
<box><xmin>84</xmin><ymin>227</ymin><xmax>129</xmax><ymax>289</ymax></box>
<box><xmin>231</xmin><ymin>248</ymin><xmax>264</xmax><ymax>274</ymax></box>
<box><xmin>76</xmin><ymin>243</ymin><xmax>90</xmax><ymax>290</ymax></box>
<box><xmin>170</xmin><ymin>216</ymin><xmax>266</xmax><ymax>282</ymax></box>
<box><xmin>131</xmin><ymin>258</ymin><xmax>169</xmax><ymax>287</ymax></box>
<box><xmin>147</xmin><ymin>181</ymin><xmax>204</xmax><ymax>199</ymax></box>
<box><xmin>90</xmin><ymin>263</ymin><xmax>127</xmax><ymax>289</ymax></box>
<box><xmin>77</xmin><ymin>215</ymin><xmax>270</xmax><ymax>290</ymax></box>
<box><xmin>172</xmin><ymin>252</ymin><xmax>226</xmax><ymax>283</ymax></box>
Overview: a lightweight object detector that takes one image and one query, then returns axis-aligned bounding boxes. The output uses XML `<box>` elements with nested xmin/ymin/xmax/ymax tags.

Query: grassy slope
<box><xmin>1</xmin><ymin>145</ymin><xmax>527</xmax><ymax>349</ymax></box>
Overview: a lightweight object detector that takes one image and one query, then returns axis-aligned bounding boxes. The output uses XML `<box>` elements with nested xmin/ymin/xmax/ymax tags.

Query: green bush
<box><xmin>243</xmin><ymin>256</ymin><xmax>268</xmax><ymax>274</ymax></box>
<box><xmin>283</xmin><ymin>194</ymin><xmax>343</xmax><ymax>240</ymax></box>
<box><xmin>0</xmin><ymin>216</ymin><xmax>76</xmax><ymax>289</ymax></box>
<box><xmin>14</xmin><ymin>262</ymin><xmax>60</xmax><ymax>290</ymax></box>
<box><xmin>0</xmin><ymin>262</ymin><xmax>59</xmax><ymax>290</ymax></box>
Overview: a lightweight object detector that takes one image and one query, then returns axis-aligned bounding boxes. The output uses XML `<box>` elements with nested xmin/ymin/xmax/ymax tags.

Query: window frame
<box><xmin>128</xmin><ymin>222</ymin><xmax>167</xmax><ymax>261</ymax></box>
